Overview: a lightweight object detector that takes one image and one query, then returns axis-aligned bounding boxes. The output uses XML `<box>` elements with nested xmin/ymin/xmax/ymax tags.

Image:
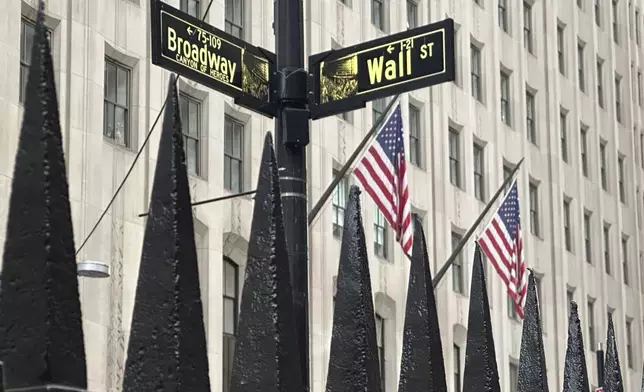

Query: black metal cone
<box><xmin>228</xmin><ymin>132</ymin><xmax>304</xmax><ymax>392</ymax></box>
<box><xmin>562</xmin><ymin>302</ymin><xmax>590</xmax><ymax>392</ymax></box>
<box><xmin>325</xmin><ymin>186</ymin><xmax>382</xmax><ymax>392</ymax></box>
<box><xmin>122</xmin><ymin>76</ymin><xmax>210</xmax><ymax>391</ymax></box>
<box><xmin>603</xmin><ymin>314</ymin><xmax>624</xmax><ymax>392</ymax></box>
<box><xmin>517</xmin><ymin>271</ymin><xmax>549</xmax><ymax>392</ymax></box>
<box><xmin>0</xmin><ymin>1</ymin><xmax>87</xmax><ymax>389</ymax></box>
<box><xmin>462</xmin><ymin>245</ymin><xmax>501</xmax><ymax>392</ymax></box>
<box><xmin>398</xmin><ymin>215</ymin><xmax>447</xmax><ymax>392</ymax></box>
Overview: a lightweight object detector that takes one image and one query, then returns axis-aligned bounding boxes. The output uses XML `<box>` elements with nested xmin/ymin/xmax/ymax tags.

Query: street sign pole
<box><xmin>274</xmin><ymin>0</ymin><xmax>310</xmax><ymax>389</ymax></box>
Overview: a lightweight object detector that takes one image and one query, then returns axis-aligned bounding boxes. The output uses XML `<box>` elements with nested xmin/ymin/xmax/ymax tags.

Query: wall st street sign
<box><xmin>308</xmin><ymin>18</ymin><xmax>455</xmax><ymax>119</ymax></box>
<box><xmin>151</xmin><ymin>1</ymin><xmax>277</xmax><ymax>117</ymax></box>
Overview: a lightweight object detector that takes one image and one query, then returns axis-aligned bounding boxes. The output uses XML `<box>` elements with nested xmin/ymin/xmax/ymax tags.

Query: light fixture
<box><xmin>77</xmin><ymin>260</ymin><xmax>110</xmax><ymax>278</ymax></box>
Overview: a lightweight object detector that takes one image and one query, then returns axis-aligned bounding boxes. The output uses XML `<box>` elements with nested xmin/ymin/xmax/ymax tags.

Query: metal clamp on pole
<box><xmin>277</xmin><ymin>68</ymin><xmax>310</xmax><ymax>147</ymax></box>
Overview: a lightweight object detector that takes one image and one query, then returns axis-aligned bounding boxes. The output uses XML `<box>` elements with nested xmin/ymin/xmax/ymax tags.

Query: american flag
<box><xmin>353</xmin><ymin>103</ymin><xmax>412</xmax><ymax>256</ymax></box>
<box><xmin>476</xmin><ymin>180</ymin><xmax>527</xmax><ymax>318</ymax></box>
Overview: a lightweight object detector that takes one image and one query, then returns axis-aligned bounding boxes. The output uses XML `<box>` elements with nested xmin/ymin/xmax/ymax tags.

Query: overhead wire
<box><xmin>75</xmin><ymin>0</ymin><xmax>217</xmax><ymax>256</ymax></box>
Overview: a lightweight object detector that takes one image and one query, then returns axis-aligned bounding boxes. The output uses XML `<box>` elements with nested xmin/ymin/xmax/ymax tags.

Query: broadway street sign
<box><xmin>308</xmin><ymin>18</ymin><xmax>455</xmax><ymax>119</ymax></box>
<box><xmin>151</xmin><ymin>2</ymin><xmax>277</xmax><ymax>117</ymax></box>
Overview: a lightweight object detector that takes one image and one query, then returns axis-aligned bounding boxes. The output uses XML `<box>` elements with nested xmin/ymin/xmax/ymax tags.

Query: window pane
<box><xmin>116</xmin><ymin>67</ymin><xmax>128</xmax><ymax>106</ymax></box>
<box><xmin>186</xmin><ymin>138</ymin><xmax>198</xmax><ymax>174</ymax></box>
<box><xmin>104</xmin><ymin>102</ymin><xmax>115</xmax><ymax>139</ymax></box>
<box><xmin>106</xmin><ymin>63</ymin><xmax>117</xmax><ymax>101</ymax></box>
<box><xmin>230</xmin><ymin>159</ymin><xmax>241</xmax><ymax>192</ymax></box>
<box><xmin>114</xmin><ymin>107</ymin><xmax>126</xmax><ymax>146</ymax></box>
<box><xmin>22</xmin><ymin>22</ymin><xmax>35</xmax><ymax>64</ymax></box>
<box><xmin>233</xmin><ymin>128</ymin><xmax>242</xmax><ymax>157</ymax></box>
<box><xmin>189</xmin><ymin>101</ymin><xmax>199</xmax><ymax>136</ymax></box>
<box><xmin>223</xmin><ymin>298</ymin><xmax>235</xmax><ymax>334</ymax></box>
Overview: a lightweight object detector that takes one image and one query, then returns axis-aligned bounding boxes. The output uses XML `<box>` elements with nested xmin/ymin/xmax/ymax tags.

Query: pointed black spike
<box><xmin>326</xmin><ymin>186</ymin><xmax>382</xmax><ymax>391</ymax></box>
<box><xmin>603</xmin><ymin>314</ymin><xmax>624</xmax><ymax>392</ymax></box>
<box><xmin>229</xmin><ymin>132</ymin><xmax>304</xmax><ymax>392</ymax></box>
<box><xmin>122</xmin><ymin>76</ymin><xmax>210</xmax><ymax>391</ymax></box>
<box><xmin>0</xmin><ymin>0</ymin><xmax>87</xmax><ymax>389</ymax></box>
<box><xmin>517</xmin><ymin>272</ymin><xmax>549</xmax><ymax>392</ymax></box>
<box><xmin>398</xmin><ymin>214</ymin><xmax>447</xmax><ymax>391</ymax></box>
<box><xmin>462</xmin><ymin>245</ymin><xmax>501</xmax><ymax>392</ymax></box>
<box><xmin>562</xmin><ymin>302</ymin><xmax>590</xmax><ymax>392</ymax></box>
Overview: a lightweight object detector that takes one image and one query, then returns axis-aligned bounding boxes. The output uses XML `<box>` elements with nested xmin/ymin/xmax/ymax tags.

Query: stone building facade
<box><xmin>0</xmin><ymin>0</ymin><xmax>643</xmax><ymax>390</ymax></box>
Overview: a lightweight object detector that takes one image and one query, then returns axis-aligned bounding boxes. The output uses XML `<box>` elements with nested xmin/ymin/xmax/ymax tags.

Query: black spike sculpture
<box><xmin>398</xmin><ymin>215</ymin><xmax>447</xmax><ymax>391</ymax></box>
<box><xmin>517</xmin><ymin>271</ymin><xmax>549</xmax><ymax>392</ymax></box>
<box><xmin>462</xmin><ymin>245</ymin><xmax>501</xmax><ymax>392</ymax></box>
<box><xmin>325</xmin><ymin>186</ymin><xmax>382</xmax><ymax>392</ymax></box>
<box><xmin>562</xmin><ymin>302</ymin><xmax>590</xmax><ymax>392</ymax></box>
<box><xmin>603</xmin><ymin>314</ymin><xmax>624</xmax><ymax>392</ymax></box>
<box><xmin>122</xmin><ymin>76</ymin><xmax>210</xmax><ymax>391</ymax></box>
<box><xmin>228</xmin><ymin>132</ymin><xmax>304</xmax><ymax>392</ymax></box>
<box><xmin>0</xmin><ymin>0</ymin><xmax>88</xmax><ymax>390</ymax></box>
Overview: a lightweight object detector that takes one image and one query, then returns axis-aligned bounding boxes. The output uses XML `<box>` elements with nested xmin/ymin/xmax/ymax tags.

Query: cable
<box><xmin>76</xmin><ymin>0</ymin><xmax>216</xmax><ymax>256</ymax></box>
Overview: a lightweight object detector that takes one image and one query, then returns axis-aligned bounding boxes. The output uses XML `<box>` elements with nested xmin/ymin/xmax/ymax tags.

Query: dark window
<box><xmin>372</xmin><ymin>0</ymin><xmax>385</xmax><ymax>30</ymax></box>
<box><xmin>409</xmin><ymin>105</ymin><xmax>422</xmax><ymax>167</ymax></box>
<box><xmin>626</xmin><ymin>320</ymin><xmax>633</xmax><ymax>367</ymax></box>
<box><xmin>498</xmin><ymin>0</ymin><xmax>508</xmax><ymax>32</ymax></box>
<box><xmin>374</xmin><ymin>207</ymin><xmax>387</xmax><ymax>258</ymax></box>
<box><xmin>618</xmin><ymin>157</ymin><xmax>626</xmax><ymax>203</ymax></box>
<box><xmin>581</xmin><ymin>126</ymin><xmax>589</xmax><ymax>176</ymax></box>
<box><xmin>181</xmin><ymin>0</ymin><xmax>200</xmax><ymax>18</ymax></box>
<box><xmin>104</xmin><ymin>58</ymin><xmax>131</xmax><ymax>147</ymax></box>
<box><xmin>524</xmin><ymin>3</ymin><xmax>533</xmax><ymax>53</ymax></box>
<box><xmin>508</xmin><ymin>294</ymin><xmax>518</xmax><ymax>320</ymax></box>
<box><xmin>622</xmin><ymin>236</ymin><xmax>629</xmax><ymax>285</ymax></box>
<box><xmin>453</xmin><ymin>345</ymin><xmax>462</xmax><ymax>392</ymax></box>
<box><xmin>471</xmin><ymin>45</ymin><xmax>483</xmax><ymax>102</ymax></box>
<box><xmin>449</xmin><ymin>129</ymin><xmax>461</xmax><ymax>187</ymax></box>
<box><xmin>615</xmin><ymin>75</ymin><xmax>622</xmax><ymax>122</ymax></box>
<box><xmin>332</xmin><ymin>171</ymin><xmax>348</xmax><ymax>237</ymax></box>
<box><xmin>224</xmin><ymin>116</ymin><xmax>244</xmax><ymax>193</ymax></box>
<box><xmin>375</xmin><ymin>314</ymin><xmax>386</xmax><ymax>388</ymax></box>
<box><xmin>473</xmin><ymin>144</ymin><xmax>485</xmax><ymax>201</ymax></box>
<box><xmin>600</xmin><ymin>142</ymin><xmax>608</xmax><ymax>190</ymax></box>
<box><xmin>597</xmin><ymin>59</ymin><xmax>605</xmax><ymax>108</ymax></box>
<box><xmin>587</xmin><ymin>299</ymin><xmax>596</xmax><ymax>349</ymax></box>
<box><xmin>584</xmin><ymin>212</ymin><xmax>592</xmax><ymax>263</ymax></box>
<box><xmin>558</xmin><ymin>26</ymin><xmax>566</xmax><ymax>75</ymax></box>
<box><xmin>223</xmin><ymin>258</ymin><xmax>239</xmax><ymax>392</ymax></box>
<box><xmin>560</xmin><ymin>110</ymin><xmax>568</xmax><ymax>162</ymax></box>
<box><xmin>407</xmin><ymin>0</ymin><xmax>418</xmax><ymax>29</ymax></box>
<box><xmin>503</xmin><ymin>164</ymin><xmax>514</xmax><ymax>192</ymax></box>
<box><xmin>372</xmin><ymin>98</ymin><xmax>387</xmax><ymax>125</ymax></box>
<box><xmin>225</xmin><ymin>0</ymin><xmax>244</xmax><ymax>38</ymax></box>
<box><xmin>529</xmin><ymin>183</ymin><xmax>540</xmax><ymax>236</ymax></box>
<box><xmin>564</xmin><ymin>199</ymin><xmax>572</xmax><ymax>252</ymax></box>
<box><xmin>604</xmin><ymin>224</ymin><xmax>611</xmax><ymax>274</ymax></box>
<box><xmin>595</xmin><ymin>0</ymin><xmax>602</xmax><ymax>26</ymax></box>
<box><xmin>526</xmin><ymin>91</ymin><xmax>537</xmax><ymax>144</ymax></box>
<box><xmin>20</xmin><ymin>19</ymin><xmax>51</xmax><ymax>104</ymax></box>
<box><xmin>452</xmin><ymin>231</ymin><xmax>464</xmax><ymax>293</ymax></box>
<box><xmin>179</xmin><ymin>93</ymin><xmax>201</xmax><ymax>175</ymax></box>
<box><xmin>578</xmin><ymin>41</ymin><xmax>586</xmax><ymax>91</ymax></box>
<box><xmin>567</xmin><ymin>289</ymin><xmax>575</xmax><ymax>315</ymax></box>
<box><xmin>500</xmin><ymin>71</ymin><xmax>511</xmax><ymax>126</ymax></box>
<box><xmin>613</xmin><ymin>0</ymin><xmax>619</xmax><ymax>43</ymax></box>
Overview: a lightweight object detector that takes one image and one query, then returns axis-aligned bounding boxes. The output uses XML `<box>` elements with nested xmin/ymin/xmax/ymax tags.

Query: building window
<box><xmin>407</xmin><ymin>0</ymin><xmax>418</xmax><ymax>29</ymax></box>
<box><xmin>509</xmin><ymin>362</ymin><xmax>519</xmax><ymax>390</ymax></box>
<box><xmin>524</xmin><ymin>3</ymin><xmax>533</xmax><ymax>53</ymax></box>
<box><xmin>529</xmin><ymin>183</ymin><xmax>540</xmax><ymax>236</ymax></box>
<box><xmin>560</xmin><ymin>110</ymin><xmax>568</xmax><ymax>162</ymax></box>
<box><xmin>584</xmin><ymin>212</ymin><xmax>592</xmax><ymax>264</ymax></box>
<box><xmin>535</xmin><ymin>275</ymin><xmax>543</xmax><ymax>318</ymax></box>
<box><xmin>636</xmin><ymin>9</ymin><xmax>641</xmax><ymax>44</ymax></box>
<box><xmin>578</xmin><ymin>41</ymin><xmax>586</xmax><ymax>92</ymax></box>
<box><xmin>104</xmin><ymin>58</ymin><xmax>131</xmax><ymax>148</ymax></box>
<box><xmin>578</xmin><ymin>0</ymin><xmax>583</xmax><ymax>8</ymax></box>
<box><xmin>587</xmin><ymin>299</ymin><xmax>596</xmax><ymax>349</ymax></box>
<box><xmin>600</xmin><ymin>142</ymin><xmax>608</xmax><ymax>190</ymax></box>
<box><xmin>332</xmin><ymin>171</ymin><xmax>348</xmax><ymax>237</ymax></box>
<box><xmin>597</xmin><ymin>59</ymin><xmax>605</xmax><ymax>108</ymax></box>
<box><xmin>372</xmin><ymin>98</ymin><xmax>387</xmax><ymax>125</ymax></box>
<box><xmin>558</xmin><ymin>25</ymin><xmax>565</xmax><ymax>75</ymax></box>
<box><xmin>225</xmin><ymin>0</ymin><xmax>243</xmax><ymax>38</ymax></box>
<box><xmin>625</xmin><ymin>320</ymin><xmax>633</xmax><ymax>368</ymax></box>
<box><xmin>453</xmin><ymin>345</ymin><xmax>462</xmax><ymax>392</ymax></box>
<box><xmin>375</xmin><ymin>314</ymin><xmax>386</xmax><ymax>389</ymax></box>
<box><xmin>181</xmin><ymin>0</ymin><xmax>200</xmax><ymax>17</ymax></box>
<box><xmin>567</xmin><ymin>289</ymin><xmax>575</xmax><ymax>315</ymax></box>
<box><xmin>224</xmin><ymin>116</ymin><xmax>244</xmax><ymax>193</ymax></box>
<box><xmin>473</xmin><ymin>144</ymin><xmax>485</xmax><ymax>202</ymax></box>
<box><xmin>503</xmin><ymin>164</ymin><xmax>514</xmax><ymax>192</ymax></box>
<box><xmin>508</xmin><ymin>295</ymin><xmax>518</xmax><ymax>320</ymax></box>
<box><xmin>178</xmin><ymin>94</ymin><xmax>201</xmax><ymax>175</ymax></box>
<box><xmin>526</xmin><ymin>91</ymin><xmax>537</xmax><ymax>144</ymax></box>
<box><xmin>471</xmin><ymin>45</ymin><xmax>483</xmax><ymax>102</ymax></box>
<box><xmin>615</xmin><ymin>75</ymin><xmax>622</xmax><ymax>123</ymax></box>
<box><xmin>641</xmin><ymin>133</ymin><xmax>644</xmax><ymax>169</ymax></box>
<box><xmin>449</xmin><ymin>128</ymin><xmax>461</xmax><ymax>188</ymax></box>
<box><xmin>613</xmin><ymin>0</ymin><xmax>619</xmax><ymax>43</ymax></box>
<box><xmin>374</xmin><ymin>207</ymin><xmax>387</xmax><ymax>258</ymax></box>
<box><xmin>498</xmin><ymin>0</ymin><xmax>508</xmax><ymax>32</ymax></box>
<box><xmin>580</xmin><ymin>126</ymin><xmax>589</xmax><ymax>176</ymax></box>
<box><xmin>622</xmin><ymin>236</ymin><xmax>629</xmax><ymax>285</ymax></box>
<box><xmin>223</xmin><ymin>258</ymin><xmax>239</xmax><ymax>392</ymax></box>
<box><xmin>20</xmin><ymin>19</ymin><xmax>52</xmax><ymax>104</ymax></box>
<box><xmin>604</xmin><ymin>223</ymin><xmax>611</xmax><ymax>275</ymax></box>
<box><xmin>409</xmin><ymin>105</ymin><xmax>422</xmax><ymax>167</ymax></box>
<box><xmin>372</xmin><ymin>0</ymin><xmax>385</xmax><ymax>30</ymax></box>
<box><xmin>564</xmin><ymin>199</ymin><xmax>572</xmax><ymax>252</ymax></box>
<box><xmin>596</xmin><ymin>0</ymin><xmax>602</xmax><ymax>25</ymax></box>
<box><xmin>500</xmin><ymin>71</ymin><xmax>511</xmax><ymax>126</ymax></box>
<box><xmin>638</xmin><ymin>71</ymin><xmax>643</xmax><ymax>107</ymax></box>
<box><xmin>451</xmin><ymin>231</ymin><xmax>464</xmax><ymax>293</ymax></box>
<box><xmin>618</xmin><ymin>156</ymin><xmax>626</xmax><ymax>203</ymax></box>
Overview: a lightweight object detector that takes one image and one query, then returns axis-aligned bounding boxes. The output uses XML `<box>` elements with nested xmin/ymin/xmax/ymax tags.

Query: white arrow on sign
<box><xmin>387</xmin><ymin>45</ymin><xmax>394</xmax><ymax>54</ymax></box>
<box><xmin>187</xmin><ymin>26</ymin><xmax>194</xmax><ymax>35</ymax></box>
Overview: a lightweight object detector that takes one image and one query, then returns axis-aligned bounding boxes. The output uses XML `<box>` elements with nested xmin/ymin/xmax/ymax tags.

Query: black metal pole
<box><xmin>597</xmin><ymin>343</ymin><xmax>605</xmax><ymax>388</ymax></box>
<box><xmin>274</xmin><ymin>0</ymin><xmax>310</xmax><ymax>389</ymax></box>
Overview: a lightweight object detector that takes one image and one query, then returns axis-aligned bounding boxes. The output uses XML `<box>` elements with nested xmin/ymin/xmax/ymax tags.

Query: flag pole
<box><xmin>431</xmin><ymin>157</ymin><xmax>525</xmax><ymax>287</ymax></box>
<box><xmin>307</xmin><ymin>95</ymin><xmax>401</xmax><ymax>226</ymax></box>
